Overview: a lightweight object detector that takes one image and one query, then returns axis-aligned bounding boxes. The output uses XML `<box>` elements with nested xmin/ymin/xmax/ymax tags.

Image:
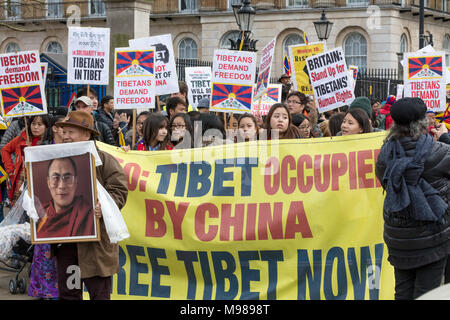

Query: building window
<box><xmin>220</xmin><ymin>31</ymin><xmax>241</xmax><ymax>50</ymax></box>
<box><xmin>444</xmin><ymin>34</ymin><xmax>450</xmax><ymax>67</ymax></box>
<box><xmin>5</xmin><ymin>42</ymin><xmax>20</xmax><ymax>53</ymax></box>
<box><xmin>46</xmin><ymin>41</ymin><xmax>63</xmax><ymax>54</ymax></box>
<box><xmin>286</xmin><ymin>0</ymin><xmax>309</xmax><ymax>7</ymax></box>
<box><xmin>180</xmin><ymin>0</ymin><xmax>198</xmax><ymax>12</ymax></box>
<box><xmin>283</xmin><ymin>33</ymin><xmax>305</xmax><ymax>60</ymax></box>
<box><xmin>90</xmin><ymin>0</ymin><xmax>106</xmax><ymax>16</ymax></box>
<box><xmin>5</xmin><ymin>0</ymin><xmax>21</xmax><ymax>19</ymax></box>
<box><xmin>346</xmin><ymin>0</ymin><xmax>370</xmax><ymax>6</ymax></box>
<box><xmin>343</xmin><ymin>32</ymin><xmax>367</xmax><ymax>70</ymax></box>
<box><xmin>400</xmin><ymin>33</ymin><xmax>408</xmax><ymax>54</ymax></box>
<box><xmin>47</xmin><ymin>0</ymin><xmax>63</xmax><ymax>18</ymax></box>
<box><xmin>178</xmin><ymin>38</ymin><xmax>198</xmax><ymax>60</ymax></box>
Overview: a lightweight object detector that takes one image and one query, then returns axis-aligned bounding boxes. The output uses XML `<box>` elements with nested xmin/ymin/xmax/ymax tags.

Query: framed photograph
<box><xmin>27</xmin><ymin>152</ymin><xmax>99</xmax><ymax>244</ymax></box>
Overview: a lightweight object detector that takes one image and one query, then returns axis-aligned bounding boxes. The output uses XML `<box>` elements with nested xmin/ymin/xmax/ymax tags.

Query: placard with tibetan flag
<box><xmin>129</xmin><ymin>34</ymin><xmax>179</xmax><ymax>95</ymax></box>
<box><xmin>0</xmin><ymin>50</ymin><xmax>47</xmax><ymax>118</ymax></box>
<box><xmin>113</xmin><ymin>47</ymin><xmax>156</xmax><ymax>109</ymax></box>
<box><xmin>252</xmin><ymin>84</ymin><xmax>281</xmax><ymax>116</ymax></box>
<box><xmin>404</xmin><ymin>51</ymin><xmax>446</xmax><ymax>111</ymax></box>
<box><xmin>211</xmin><ymin>49</ymin><xmax>257</xmax><ymax>113</ymax></box>
<box><xmin>254</xmin><ymin>38</ymin><xmax>276</xmax><ymax>100</ymax></box>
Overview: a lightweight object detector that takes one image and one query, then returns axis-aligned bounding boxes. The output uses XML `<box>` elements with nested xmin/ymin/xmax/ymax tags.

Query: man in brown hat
<box><xmin>74</xmin><ymin>96</ymin><xmax>116</xmax><ymax>146</ymax></box>
<box><xmin>53</xmin><ymin>111</ymin><xmax>128</xmax><ymax>300</ymax></box>
<box><xmin>278</xmin><ymin>73</ymin><xmax>292</xmax><ymax>102</ymax></box>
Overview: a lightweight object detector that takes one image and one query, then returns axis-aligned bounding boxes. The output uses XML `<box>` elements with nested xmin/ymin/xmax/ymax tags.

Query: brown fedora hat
<box><xmin>56</xmin><ymin>111</ymin><xmax>100</xmax><ymax>136</ymax></box>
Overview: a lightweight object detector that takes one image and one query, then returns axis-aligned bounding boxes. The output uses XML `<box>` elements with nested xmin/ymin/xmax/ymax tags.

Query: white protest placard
<box><xmin>348</xmin><ymin>65</ymin><xmax>358</xmax><ymax>91</ymax></box>
<box><xmin>67</xmin><ymin>27</ymin><xmax>110</xmax><ymax>85</ymax></box>
<box><xmin>0</xmin><ymin>50</ymin><xmax>47</xmax><ymax>118</ymax></box>
<box><xmin>129</xmin><ymin>34</ymin><xmax>179</xmax><ymax>95</ymax></box>
<box><xmin>113</xmin><ymin>47</ymin><xmax>156</xmax><ymax>109</ymax></box>
<box><xmin>306</xmin><ymin>47</ymin><xmax>355</xmax><ymax>113</ymax></box>
<box><xmin>185</xmin><ymin>67</ymin><xmax>212</xmax><ymax>109</ymax></box>
<box><xmin>396</xmin><ymin>84</ymin><xmax>404</xmax><ymax>100</ymax></box>
<box><xmin>210</xmin><ymin>49</ymin><xmax>257</xmax><ymax>114</ymax></box>
<box><xmin>252</xmin><ymin>84</ymin><xmax>281</xmax><ymax>116</ymax></box>
<box><xmin>403</xmin><ymin>51</ymin><xmax>446</xmax><ymax>111</ymax></box>
<box><xmin>254</xmin><ymin>38</ymin><xmax>276</xmax><ymax>100</ymax></box>
<box><xmin>40</xmin><ymin>62</ymin><xmax>48</xmax><ymax>87</ymax></box>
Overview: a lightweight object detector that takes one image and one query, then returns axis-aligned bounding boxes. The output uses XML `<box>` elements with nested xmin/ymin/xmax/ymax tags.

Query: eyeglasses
<box><xmin>299</xmin><ymin>125</ymin><xmax>310</xmax><ymax>130</ymax></box>
<box><xmin>136</xmin><ymin>122</ymin><xmax>145</xmax><ymax>126</ymax></box>
<box><xmin>49</xmin><ymin>174</ymin><xmax>75</xmax><ymax>187</ymax></box>
<box><xmin>171</xmin><ymin>124</ymin><xmax>186</xmax><ymax>130</ymax></box>
<box><xmin>287</xmin><ymin>100</ymin><xmax>301</xmax><ymax>104</ymax></box>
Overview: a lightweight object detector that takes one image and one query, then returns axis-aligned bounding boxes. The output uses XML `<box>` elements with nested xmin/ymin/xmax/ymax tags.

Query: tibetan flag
<box><xmin>212</xmin><ymin>84</ymin><xmax>253</xmax><ymax>111</ymax></box>
<box><xmin>283</xmin><ymin>54</ymin><xmax>291</xmax><ymax>76</ymax></box>
<box><xmin>255</xmin><ymin>68</ymin><xmax>270</xmax><ymax>96</ymax></box>
<box><xmin>0</xmin><ymin>117</ymin><xmax>7</xmax><ymax>130</ymax></box>
<box><xmin>67</xmin><ymin>92</ymin><xmax>77</xmax><ymax>109</ymax></box>
<box><xmin>303</xmin><ymin>31</ymin><xmax>309</xmax><ymax>45</ymax></box>
<box><xmin>116</xmin><ymin>50</ymin><xmax>154</xmax><ymax>77</ymax></box>
<box><xmin>0</xmin><ymin>165</ymin><xmax>7</xmax><ymax>184</ymax></box>
<box><xmin>266</xmin><ymin>86</ymin><xmax>280</xmax><ymax>102</ymax></box>
<box><xmin>407</xmin><ymin>56</ymin><xmax>443</xmax><ymax>80</ymax></box>
<box><xmin>0</xmin><ymin>85</ymin><xmax>44</xmax><ymax>116</ymax></box>
<box><xmin>118</xmin><ymin>127</ymin><xmax>126</xmax><ymax>147</ymax></box>
<box><xmin>436</xmin><ymin>103</ymin><xmax>450</xmax><ymax>129</ymax></box>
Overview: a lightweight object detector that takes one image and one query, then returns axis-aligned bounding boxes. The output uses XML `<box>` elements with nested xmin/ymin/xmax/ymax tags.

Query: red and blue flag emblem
<box><xmin>283</xmin><ymin>54</ymin><xmax>291</xmax><ymax>76</ymax></box>
<box><xmin>266</xmin><ymin>87</ymin><xmax>279</xmax><ymax>102</ymax></box>
<box><xmin>256</xmin><ymin>68</ymin><xmax>270</xmax><ymax>95</ymax></box>
<box><xmin>1</xmin><ymin>85</ymin><xmax>44</xmax><ymax>116</ymax></box>
<box><xmin>212</xmin><ymin>84</ymin><xmax>253</xmax><ymax>110</ymax></box>
<box><xmin>407</xmin><ymin>56</ymin><xmax>443</xmax><ymax>79</ymax></box>
<box><xmin>116</xmin><ymin>50</ymin><xmax>154</xmax><ymax>77</ymax></box>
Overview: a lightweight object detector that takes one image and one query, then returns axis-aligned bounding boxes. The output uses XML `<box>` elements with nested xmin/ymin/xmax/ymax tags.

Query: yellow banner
<box><xmin>97</xmin><ymin>132</ymin><xmax>395</xmax><ymax>300</ymax></box>
<box><xmin>289</xmin><ymin>42</ymin><xmax>325</xmax><ymax>95</ymax></box>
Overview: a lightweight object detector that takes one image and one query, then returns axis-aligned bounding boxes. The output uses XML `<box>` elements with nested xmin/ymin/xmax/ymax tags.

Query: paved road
<box><xmin>0</xmin><ymin>263</ymin><xmax>36</xmax><ymax>300</ymax></box>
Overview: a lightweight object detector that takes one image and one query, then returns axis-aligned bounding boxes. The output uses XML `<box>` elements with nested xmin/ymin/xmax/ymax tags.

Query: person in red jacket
<box><xmin>1</xmin><ymin>115</ymin><xmax>49</xmax><ymax>205</ymax></box>
<box><xmin>379</xmin><ymin>95</ymin><xmax>396</xmax><ymax>130</ymax></box>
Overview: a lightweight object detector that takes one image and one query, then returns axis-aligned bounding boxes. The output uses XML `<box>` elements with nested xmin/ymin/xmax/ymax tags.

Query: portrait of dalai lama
<box><xmin>36</xmin><ymin>156</ymin><xmax>95</xmax><ymax>239</ymax></box>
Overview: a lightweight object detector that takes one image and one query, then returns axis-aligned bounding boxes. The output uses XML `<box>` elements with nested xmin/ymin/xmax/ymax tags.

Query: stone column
<box><xmin>104</xmin><ymin>0</ymin><xmax>154</xmax><ymax>91</ymax></box>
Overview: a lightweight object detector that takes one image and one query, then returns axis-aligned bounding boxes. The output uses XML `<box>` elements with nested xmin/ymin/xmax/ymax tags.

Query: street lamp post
<box><xmin>230</xmin><ymin>0</ymin><xmax>257</xmax><ymax>52</ymax></box>
<box><xmin>419</xmin><ymin>0</ymin><xmax>433</xmax><ymax>49</ymax></box>
<box><xmin>313</xmin><ymin>10</ymin><xmax>333</xmax><ymax>42</ymax></box>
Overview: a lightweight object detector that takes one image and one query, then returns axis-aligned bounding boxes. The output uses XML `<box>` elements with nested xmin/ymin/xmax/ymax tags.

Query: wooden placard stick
<box><xmin>132</xmin><ymin>109</ymin><xmax>137</xmax><ymax>148</ymax></box>
<box><xmin>24</xmin><ymin>116</ymin><xmax>30</xmax><ymax>146</ymax></box>
<box><xmin>156</xmin><ymin>96</ymin><xmax>161</xmax><ymax>113</ymax></box>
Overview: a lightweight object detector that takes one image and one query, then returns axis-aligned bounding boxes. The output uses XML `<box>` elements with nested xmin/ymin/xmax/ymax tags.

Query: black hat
<box><xmin>390</xmin><ymin>97</ymin><xmax>427</xmax><ymax>126</ymax></box>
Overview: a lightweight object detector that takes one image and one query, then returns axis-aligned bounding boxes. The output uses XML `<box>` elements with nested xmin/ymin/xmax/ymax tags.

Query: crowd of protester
<box><xmin>0</xmin><ymin>77</ymin><xmax>449</xmax><ymax>300</ymax></box>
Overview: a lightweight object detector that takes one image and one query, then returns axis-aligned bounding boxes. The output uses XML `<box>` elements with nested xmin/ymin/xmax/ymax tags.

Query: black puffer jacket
<box><xmin>375</xmin><ymin>136</ymin><xmax>450</xmax><ymax>270</ymax></box>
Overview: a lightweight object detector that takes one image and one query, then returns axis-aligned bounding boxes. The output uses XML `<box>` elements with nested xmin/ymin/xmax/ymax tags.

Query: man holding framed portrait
<box><xmin>26</xmin><ymin>110</ymin><xmax>128</xmax><ymax>300</ymax></box>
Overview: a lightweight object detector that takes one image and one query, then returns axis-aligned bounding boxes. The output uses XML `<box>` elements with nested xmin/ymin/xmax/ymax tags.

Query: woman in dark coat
<box><xmin>375</xmin><ymin>97</ymin><xmax>450</xmax><ymax>300</ymax></box>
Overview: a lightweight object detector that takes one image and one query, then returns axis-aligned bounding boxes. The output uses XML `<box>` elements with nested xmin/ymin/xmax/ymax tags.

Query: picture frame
<box><xmin>27</xmin><ymin>152</ymin><xmax>100</xmax><ymax>244</ymax></box>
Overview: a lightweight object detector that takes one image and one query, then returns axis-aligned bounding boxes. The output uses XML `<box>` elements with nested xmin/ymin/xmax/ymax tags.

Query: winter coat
<box><xmin>379</xmin><ymin>104</ymin><xmax>394</xmax><ymax>130</ymax></box>
<box><xmin>94</xmin><ymin>119</ymin><xmax>115</xmax><ymax>146</ymax></box>
<box><xmin>1</xmin><ymin>130</ymin><xmax>42</xmax><ymax>202</ymax></box>
<box><xmin>0</xmin><ymin>119</ymin><xmax>23</xmax><ymax>150</ymax></box>
<box><xmin>95</xmin><ymin>108</ymin><xmax>114</xmax><ymax>130</ymax></box>
<box><xmin>76</xmin><ymin>146</ymin><xmax>128</xmax><ymax>279</ymax></box>
<box><xmin>375</xmin><ymin>136</ymin><xmax>450</xmax><ymax>270</ymax></box>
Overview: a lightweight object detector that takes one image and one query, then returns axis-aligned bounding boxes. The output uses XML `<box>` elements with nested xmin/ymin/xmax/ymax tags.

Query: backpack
<box><xmin>375</xmin><ymin>113</ymin><xmax>388</xmax><ymax>130</ymax></box>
